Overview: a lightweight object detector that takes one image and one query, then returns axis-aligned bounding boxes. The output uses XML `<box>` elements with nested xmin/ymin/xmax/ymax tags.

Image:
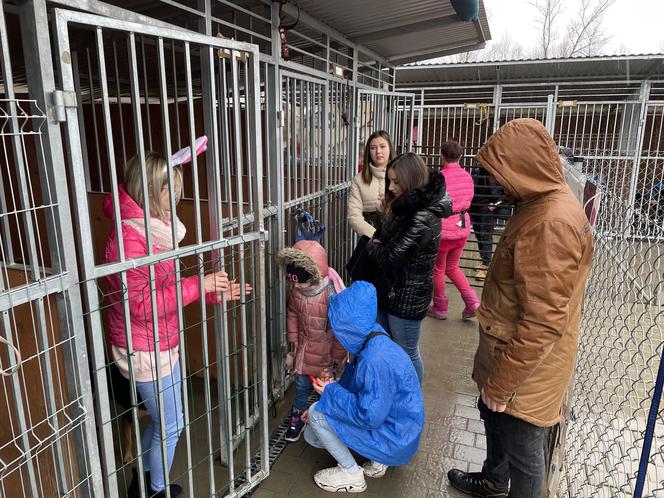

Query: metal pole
<box><xmin>25</xmin><ymin>3</ymin><xmax>104</xmax><ymax>496</ymax></box>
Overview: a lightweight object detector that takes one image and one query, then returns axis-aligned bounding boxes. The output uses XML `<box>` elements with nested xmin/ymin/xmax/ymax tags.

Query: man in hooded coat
<box><xmin>302</xmin><ymin>281</ymin><xmax>424</xmax><ymax>493</ymax></box>
<box><xmin>448</xmin><ymin>119</ymin><xmax>594</xmax><ymax>497</ymax></box>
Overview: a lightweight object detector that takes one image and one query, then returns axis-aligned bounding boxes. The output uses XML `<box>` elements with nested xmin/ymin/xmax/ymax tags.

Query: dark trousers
<box><xmin>478</xmin><ymin>399</ymin><xmax>550</xmax><ymax>498</ymax></box>
<box><xmin>469</xmin><ymin>212</ymin><xmax>495</xmax><ymax>266</ymax></box>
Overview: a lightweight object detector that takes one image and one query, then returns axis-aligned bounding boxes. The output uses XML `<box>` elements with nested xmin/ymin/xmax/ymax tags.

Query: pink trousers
<box><xmin>432</xmin><ymin>237</ymin><xmax>478</xmax><ymax>311</ymax></box>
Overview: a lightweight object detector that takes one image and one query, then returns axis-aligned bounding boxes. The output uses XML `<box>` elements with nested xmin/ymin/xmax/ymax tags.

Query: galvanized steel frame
<box><xmin>52</xmin><ymin>6</ymin><xmax>269</xmax><ymax>498</ymax></box>
<box><xmin>1</xmin><ymin>1</ymin><xmax>434</xmax><ymax>496</ymax></box>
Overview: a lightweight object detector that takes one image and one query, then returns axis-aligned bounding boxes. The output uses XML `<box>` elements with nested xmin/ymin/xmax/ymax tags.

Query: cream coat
<box><xmin>347</xmin><ymin>165</ymin><xmax>385</xmax><ymax>237</ymax></box>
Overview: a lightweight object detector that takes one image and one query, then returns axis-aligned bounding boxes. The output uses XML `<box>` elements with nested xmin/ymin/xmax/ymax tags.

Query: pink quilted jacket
<box><xmin>103</xmin><ymin>186</ymin><xmax>208</xmax><ymax>352</ymax></box>
<box><xmin>441</xmin><ymin>163</ymin><xmax>474</xmax><ymax>240</ymax></box>
<box><xmin>284</xmin><ymin>241</ymin><xmax>347</xmax><ymax>376</ymax></box>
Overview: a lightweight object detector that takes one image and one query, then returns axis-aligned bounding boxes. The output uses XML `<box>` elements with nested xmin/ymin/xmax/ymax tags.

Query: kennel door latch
<box><xmin>51</xmin><ymin>90</ymin><xmax>78</xmax><ymax>123</ymax></box>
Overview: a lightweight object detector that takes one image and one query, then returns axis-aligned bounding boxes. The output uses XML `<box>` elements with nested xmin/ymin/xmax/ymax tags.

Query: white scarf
<box><xmin>123</xmin><ymin>215</ymin><xmax>186</xmax><ymax>251</ymax></box>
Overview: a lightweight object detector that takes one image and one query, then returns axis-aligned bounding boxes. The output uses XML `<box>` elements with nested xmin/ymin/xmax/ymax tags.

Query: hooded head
<box><xmin>328</xmin><ymin>281</ymin><xmax>385</xmax><ymax>355</ymax></box>
<box><xmin>476</xmin><ymin>118</ymin><xmax>566</xmax><ymax>202</ymax></box>
<box><xmin>276</xmin><ymin>240</ymin><xmax>328</xmax><ymax>285</ymax></box>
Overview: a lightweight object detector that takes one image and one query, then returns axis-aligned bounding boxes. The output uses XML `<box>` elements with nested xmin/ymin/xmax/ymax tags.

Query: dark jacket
<box><xmin>368</xmin><ymin>170</ymin><xmax>452</xmax><ymax>320</ymax></box>
<box><xmin>469</xmin><ymin>165</ymin><xmax>505</xmax><ymax>215</ymax></box>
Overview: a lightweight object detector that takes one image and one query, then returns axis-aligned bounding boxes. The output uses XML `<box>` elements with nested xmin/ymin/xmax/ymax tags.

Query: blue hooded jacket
<box><xmin>316</xmin><ymin>281</ymin><xmax>425</xmax><ymax>466</ymax></box>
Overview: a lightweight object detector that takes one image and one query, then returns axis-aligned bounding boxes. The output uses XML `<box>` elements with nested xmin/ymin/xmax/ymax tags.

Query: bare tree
<box><xmin>530</xmin><ymin>0</ymin><xmax>617</xmax><ymax>58</ymax></box>
<box><xmin>562</xmin><ymin>0</ymin><xmax>617</xmax><ymax>57</ymax></box>
<box><xmin>529</xmin><ymin>0</ymin><xmax>564</xmax><ymax>58</ymax></box>
<box><xmin>442</xmin><ymin>32</ymin><xmax>525</xmax><ymax>63</ymax></box>
<box><xmin>432</xmin><ymin>0</ymin><xmax>618</xmax><ymax>65</ymax></box>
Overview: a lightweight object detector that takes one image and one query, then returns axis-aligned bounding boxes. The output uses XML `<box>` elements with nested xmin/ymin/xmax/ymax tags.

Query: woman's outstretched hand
<box><xmin>226</xmin><ymin>280</ymin><xmax>252</xmax><ymax>301</ymax></box>
<box><xmin>204</xmin><ymin>272</ymin><xmax>252</xmax><ymax>302</ymax></box>
<box><xmin>204</xmin><ymin>271</ymin><xmax>230</xmax><ymax>293</ymax></box>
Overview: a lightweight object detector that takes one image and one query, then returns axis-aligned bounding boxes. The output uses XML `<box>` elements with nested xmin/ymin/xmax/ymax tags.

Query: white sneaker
<box><xmin>362</xmin><ymin>460</ymin><xmax>388</xmax><ymax>478</ymax></box>
<box><xmin>313</xmin><ymin>465</ymin><xmax>367</xmax><ymax>493</ymax></box>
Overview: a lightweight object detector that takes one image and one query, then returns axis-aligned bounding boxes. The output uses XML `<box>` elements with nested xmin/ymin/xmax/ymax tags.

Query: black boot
<box><xmin>151</xmin><ymin>484</ymin><xmax>183</xmax><ymax>498</ymax></box>
<box><xmin>126</xmin><ymin>468</ymin><xmax>183</xmax><ymax>498</ymax></box>
<box><xmin>126</xmin><ymin>468</ymin><xmax>141</xmax><ymax>498</ymax></box>
<box><xmin>447</xmin><ymin>469</ymin><xmax>508</xmax><ymax>497</ymax></box>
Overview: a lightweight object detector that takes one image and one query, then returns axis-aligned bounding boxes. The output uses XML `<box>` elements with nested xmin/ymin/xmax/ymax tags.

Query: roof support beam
<box><xmin>389</xmin><ymin>40</ymin><xmax>486</xmax><ymax>64</ymax></box>
<box><xmin>280</xmin><ymin>1</ymin><xmax>392</xmax><ymax>67</ymax></box>
<box><xmin>350</xmin><ymin>14</ymin><xmax>459</xmax><ymax>44</ymax></box>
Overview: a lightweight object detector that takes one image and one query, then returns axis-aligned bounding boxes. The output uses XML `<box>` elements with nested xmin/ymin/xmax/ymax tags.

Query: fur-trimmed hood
<box><xmin>390</xmin><ymin>169</ymin><xmax>452</xmax><ymax>218</ymax></box>
<box><xmin>276</xmin><ymin>240</ymin><xmax>327</xmax><ymax>283</ymax></box>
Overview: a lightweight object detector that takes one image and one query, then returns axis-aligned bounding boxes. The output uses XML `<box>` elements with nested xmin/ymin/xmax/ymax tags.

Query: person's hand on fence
<box><xmin>204</xmin><ymin>271</ymin><xmax>230</xmax><ymax>294</ymax></box>
<box><xmin>225</xmin><ymin>280</ymin><xmax>252</xmax><ymax>301</ymax></box>
<box><xmin>481</xmin><ymin>387</ymin><xmax>507</xmax><ymax>413</ymax></box>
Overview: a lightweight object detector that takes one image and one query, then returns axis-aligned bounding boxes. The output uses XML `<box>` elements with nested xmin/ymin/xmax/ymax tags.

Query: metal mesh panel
<box><xmin>408</xmin><ymin>87</ymin><xmax>663</xmax><ymax>495</ymax></box>
<box><xmin>52</xmin><ymin>9</ymin><xmax>268</xmax><ymax>497</ymax></box>
<box><xmin>561</xmin><ymin>196</ymin><xmax>663</xmax><ymax>497</ymax></box>
<box><xmin>559</xmin><ymin>102</ymin><xmax>664</xmax><ymax>497</ymax></box>
<box><xmin>0</xmin><ymin>1</ymin><xmax>102</xmax><ymax>495</ymax></box>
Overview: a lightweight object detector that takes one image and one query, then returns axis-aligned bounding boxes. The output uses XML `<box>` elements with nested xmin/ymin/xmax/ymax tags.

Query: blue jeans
<box><xmin>304</xmin><ymin>402</ymin><xmax>360</xmax><ymax>473</ymax></box>
<box><xmin>294</xmin><ymin>374</ymin><xmax>313</xmax><ymax>411</ymax></box>
<box><xmin>135</xmin><ymin>361</ymin><xmax>184</xmax><ymax>492</ymax></box>
<box><xmin>377</xmin><ymin>308</ymin><xmax>424</xmax><ymax>382</ymax></box>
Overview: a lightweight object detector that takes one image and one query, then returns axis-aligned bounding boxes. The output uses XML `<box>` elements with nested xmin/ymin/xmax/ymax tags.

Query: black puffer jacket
<box><xmin>368</xmin><ymin>170</ymin><xmax>452</xmax><ymax>320</ymax></box>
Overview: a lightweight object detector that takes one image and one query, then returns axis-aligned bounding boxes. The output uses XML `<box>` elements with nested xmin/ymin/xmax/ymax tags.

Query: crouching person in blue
<box><xmin>301</xmin><ymin>281</ymin><xmax>425</xmax><ymax>493</ymax></box>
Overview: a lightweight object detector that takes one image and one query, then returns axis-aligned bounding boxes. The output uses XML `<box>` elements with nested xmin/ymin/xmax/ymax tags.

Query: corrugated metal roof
<box><xmin>395</xmin><ymin>55</ymin><xmax>664</xmax><ymax>86</ymax></box>
<box><xmin>291</xmin><ymin>0</ymin><xmax>491</xmax><ymax>64</ymax></box>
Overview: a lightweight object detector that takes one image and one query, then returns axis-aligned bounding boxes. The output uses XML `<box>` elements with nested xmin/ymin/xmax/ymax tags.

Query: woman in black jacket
<box><xmin>368</xmin><ymin>153</ymin><xmax>452</xmax><ymax>382</ymax></box>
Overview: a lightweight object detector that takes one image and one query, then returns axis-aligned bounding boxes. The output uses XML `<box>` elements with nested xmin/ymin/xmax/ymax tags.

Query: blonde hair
<box><xmin>124</xmin><ymin>152</ymin><xmax>183</xmax><ymax>219</ymax></box>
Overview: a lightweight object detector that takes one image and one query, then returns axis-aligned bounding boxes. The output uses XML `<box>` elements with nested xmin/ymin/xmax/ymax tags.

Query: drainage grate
<box><xmin>239</xmin><ymin>392</ymin><xmax>320</xmax><ymax>496</ymax></box>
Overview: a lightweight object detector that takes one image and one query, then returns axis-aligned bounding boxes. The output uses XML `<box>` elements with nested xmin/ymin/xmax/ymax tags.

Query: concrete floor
<box><xmin>255</xmin><ymin>288</ymin><xmax>485</xmax><ymax>498</ymax></box>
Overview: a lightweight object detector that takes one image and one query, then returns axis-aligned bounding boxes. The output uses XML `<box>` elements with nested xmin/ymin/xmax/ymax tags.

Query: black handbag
<box><xmin>345</xmin><ymin>235</ymin><xmax>377</xmax><ymax>282</ymax></box>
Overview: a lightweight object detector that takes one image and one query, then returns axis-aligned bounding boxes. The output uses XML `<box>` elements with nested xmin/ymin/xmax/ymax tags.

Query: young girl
<box><xmin>368</xmin><ymin>152</ymin><xmax>452</xmax><ymax>382</ymax></box>
<box><xmin>103</xmin><ymin>151</ymin><xmax>247</xmax><ymax>498</ymax></box>
<box><xmin>276</xmin><ymin>240</ymin><xmax>346</xmax><ymax>442</ymax></box>
<box><xmin>429</xmin><ymin>140</ymin><xmax>480</xmax><ymax>320</ymax></box>
<box><xmin>347</xmin><ymin>131</ymin><xmax>396</xmax><ymax>238</ymax></box>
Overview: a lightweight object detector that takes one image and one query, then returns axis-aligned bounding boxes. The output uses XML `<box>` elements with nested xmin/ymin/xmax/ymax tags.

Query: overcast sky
<box><xmin>483</xmin><ymin>0</ymin><xmax>664</xmax><ymax>56</ymax></box>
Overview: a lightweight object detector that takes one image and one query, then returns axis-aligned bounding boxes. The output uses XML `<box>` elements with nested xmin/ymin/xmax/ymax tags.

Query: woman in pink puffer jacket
<box><xmin>104</xmin><ymin>151</ymin><xmax>247</xmax><ymax>498</ymax></box>
<box><xmin>277</xmin><ymin>240</ymin><xmax>347</xmax><ymax>442</ymax></box>
<box><xmin>428</xmin><ymin>141</ymin><xmax>480</xmax><ymax>320</ymax></box>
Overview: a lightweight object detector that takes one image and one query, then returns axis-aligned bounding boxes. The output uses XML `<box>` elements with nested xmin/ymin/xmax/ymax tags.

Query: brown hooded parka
<box><xmin>473</xmin><ymin>118</ymin><xmax>594</xmax><ymax>427</ymax></box>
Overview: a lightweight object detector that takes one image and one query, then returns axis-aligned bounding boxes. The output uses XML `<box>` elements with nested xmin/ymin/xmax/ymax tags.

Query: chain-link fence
<box><xmin>560</xmin><ymin>98</ymin><xmax>664</xmax><ymax>498</ymax></box>
<box><xmin>405</xmin><ymin>79</ymin><xmax>664</xmax><ymax>496</ymax></box>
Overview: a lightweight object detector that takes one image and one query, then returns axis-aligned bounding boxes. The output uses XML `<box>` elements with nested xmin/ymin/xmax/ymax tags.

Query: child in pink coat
<box><xmin>104</xmin><ymin>151</ymin><xmax>248</xmax><ymax>497</ymax></box>
<box><xmin>428</xmin><ymin>141</ymin><xmax>480</xmax><ymax>320</ymax></box>
<box><xmin>277</xmin><ymin>240</ymin><xmax>346</xmax><ymax>442</ymax></box>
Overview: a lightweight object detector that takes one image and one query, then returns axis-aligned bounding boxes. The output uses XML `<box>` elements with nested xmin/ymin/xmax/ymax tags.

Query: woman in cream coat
<box><xmin>348</xmin><ymin>130</ymin><xmax>395</xmax><ymax>237</ymax></box>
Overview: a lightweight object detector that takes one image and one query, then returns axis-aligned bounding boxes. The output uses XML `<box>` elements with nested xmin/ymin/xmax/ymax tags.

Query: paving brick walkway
<box><xmin>255</xmin><ymin>289</ymin><xmax>486</xmax><ymax>497</ymax></box>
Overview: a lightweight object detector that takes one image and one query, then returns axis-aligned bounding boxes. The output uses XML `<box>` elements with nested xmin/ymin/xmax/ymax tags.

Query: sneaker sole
<box><xmin>314</xmin><ymin>479</ymin><xmax>367</xmax><ymax>493</ymax></box>
<box><xmin>284</xmin><ymin>431</ymin><xmax>302</xmax><ymax>442</ymax></box>
<box><xmin>363</xmin><ymin>468</ymin><xmax>387</xmax><ymax>479</ymax></box>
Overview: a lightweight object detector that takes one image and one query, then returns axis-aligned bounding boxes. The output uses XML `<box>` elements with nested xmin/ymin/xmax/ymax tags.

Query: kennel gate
<box><xmin>52</xmin><ymin>8</ymin><xmax>269</xmax><ymax>498</ymax></box>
